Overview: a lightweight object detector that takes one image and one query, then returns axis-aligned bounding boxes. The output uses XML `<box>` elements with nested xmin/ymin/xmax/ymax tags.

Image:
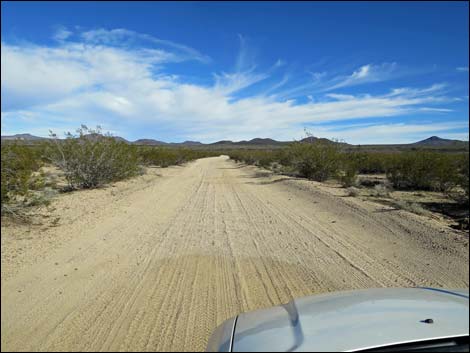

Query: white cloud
<box><xmin>80</xmin><ymin>28</ymin><xmax>211</xmax><ymax>63</ymax></box>
<box><xmin>325</xmin><ymin>93</ymin><xmax>356</xmax><ymax>101</ymax></box>
<box><xmin>272</xmin><ymin>63</ymin><xmax>399</xmax><ymax>100</ymax></box>
<box><xmin>213</xmin><ymin>71</ymin><xmax>269</xmax><ymax>95</ymax></box>
<box><xmin>1</xmin><ymin>29</ymin><xmax>465</xmax><ymax>143</ymax></box>
<box><xmin>386</xmin><ymin>83</ymin><xmax>447</xmax><ymax>97</ymax></box>
<box><xmin>418</xmin><ymin>107</ymin><xmax>454</xmax><ymax>112</ymax></box>
<box><xmin>311</xmin><ymin>121</ymin><xmax>469</xmax><ymax>144</ymax></box>
<box><xmin>456</xmin><ymin>66</ymin><xmax>469</xmax><ymax>72</ymax></box>
<box><xmin>53</xmin><ymin>26</ymin><xmax>73</xmax><ymax>42</ymax></box>
<box><xmin>326</xmin><ymin>63</ymin><xmax>398</xmax><ymax>90</ymax></box>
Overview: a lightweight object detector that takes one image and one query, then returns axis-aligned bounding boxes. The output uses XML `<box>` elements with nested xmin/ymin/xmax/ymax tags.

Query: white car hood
<box><xmin>232</xmin><ymin>287</ymin><xmax>469</xmax><ymax>352</ymax></box>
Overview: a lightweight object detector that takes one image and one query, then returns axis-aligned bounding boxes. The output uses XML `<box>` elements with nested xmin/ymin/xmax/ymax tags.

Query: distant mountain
<box><xmin>179</xmin><ymin>141</ymin><xmax>203</xmax><ymax>145</ymax></box>
<box><xmin>210</xmin><ymin>140</ymin><xmax>235</xmax><ymax>145</ymax></box>
<box><xmin>237</xmin><ymin>138</ymin><xmax>284</xmax><ymax>145</ymax></box>
<box><xmin>80</xmin><ymin>133</ymin><xmax>130</xmax><ymax>143</ymax></box>
<box><xmin>111</xmin><ymin>136</ymin><xmax>130</xmax><ymax>143</ymax></box>
<box><xmin>1</xmin><ymin>133</ymin><xmax>47</xmax><ymax>141</ymax></box>
<box><xmin>210</xmin><ymin>138</ymin><xmax>286</xmax><ymax>146</ymax></box>
<box><xmin>4</xmin><ymin>133</ymin><xmax>466</xmax><ymax>149</ymax></box>
<box><xmin>412</xmin><ymin>136</ymin><xmax>468</xmax><ymax>147</ymax></box>
<box><xmin>300</xmin><ymin>136</ymin><xmax>347</xmax><ymax>145</ymax></box>
<box><xmin>133</xmin><ymin>139</ymin><xmax>202</xmax><ymax>146</ymax></box>
<box><xmin>300</xmin><ymin>136</ymin><xmax>319</xmax><ymax>143</ymax></box>
<box><xmin>133</xmin><ymin>139</ymin><xmax>168</xmax><ymax>145</ymax></box>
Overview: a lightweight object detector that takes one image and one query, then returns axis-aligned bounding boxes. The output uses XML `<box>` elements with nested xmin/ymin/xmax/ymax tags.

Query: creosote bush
<box><xmin>346</xmin><ymin>186</ymin><xmax>360</xmax><ymax>197</ymax></box>
<box><xmin>385</xmin><ymin>151</ymin><xmax>460</xmax><ymax>192</ymax></box>
<box><xmin>226</xmin><ymin>144</ymin><xmax>468</xmax><ymax>201</ymax></box>
<box><xmin>138</xmin><ymin>146</ymin><xmax>218</xmax><ymax>167</ymax></box>
<box><xmin>46</xmin><ymin>125</ymin><xmax>141</xmax><ymax>189</ymax></box>
<box><xmin>1</xmin><ymin>142</ymin><xmax>46</xmax><ymax>217</ymax></box>
<box><xmin>456</xmin><ymin>153</ymin><xmax>469</xmax><ymax>201</ymax></box>
<box><xmin>287</xmin><ymin>140</ymin><xmax>342</xmax><ymax>181</ymax></box>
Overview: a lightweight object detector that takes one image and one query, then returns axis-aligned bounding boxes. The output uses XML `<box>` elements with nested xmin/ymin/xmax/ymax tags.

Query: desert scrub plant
<box><xmin>1</xmin><ymin>142</ymin><xmax>44</xmax><ymax>208</ymax></box>
<box><xmin>352</xmin><ymin>152</ymin><xmax>391</xmax><ymax>174</ymax></box>
<box><xmin>385</xmin><ymin>150</ymin><xmax>461</xmax><ymax>192</ymax></box>
<box><xmin>138</xmin><ymin>146</ymin><xmax>218</xmax><ymax>167</ymax></box>
<box><xmin>346</xmin><ymin>186</ymin><xmax>360</xmax><ymax>197</ymax></box>
<box><xmin>393</xmin><ymin>200</ymin><xmax>427</xmax><ymax>216</ymax></box>
<box><xmin>287</xmin><ymin>140</ymin><xmax>341</xmax><ymax>181</ymax></box>
<box><xmin>338</xmin><ymin>155</ymin><xmax>359</xmax><ymax>187</ymax></box>
<box><xmin>456</xmin><ymin>153</ymin><xmax>469</xmax><ymax>201</ymax></box>
<box><xmin>1</xmin><ymin>142</ymin><xmax>46</xmax><ymax>219</ymax></box>
<box><xmin>46</xmin><ymin>125</ymin><xmax>141</xmax><ymax>189</ymax></box>
<box><xmin>226</xmin><ymin>150</ymin><xmax>276</xmax><ymax>167</ymax></box>
<box><xmin>372</xmin><ymin>184</ymin><xmax>392</xmax><ymax>198</ymax></box>
<box><xmin>431</xmin><ymin>153</ymin><xmax>460</xmax><ymax>193</ymax></box>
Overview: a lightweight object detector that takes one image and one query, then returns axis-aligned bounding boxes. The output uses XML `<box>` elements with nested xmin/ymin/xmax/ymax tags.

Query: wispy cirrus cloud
<box><xmin>325</xmin><ymin>62</ymin><xmax>398</xmax><ymax>90</ymax></box>
<box><xmin>80</xmin><ymin>28</ymin><xmax>211</xmax><ymax>63</ymax></box>
<box><xmin>270</xmin><ymin>63</ymin><xmax>399</xmax><ymax>100</ymax></box>
<box><xmin>213</xmin><ymin>34</ymin><xmax>270</xmax><ymax>95</ymax></box>
<box><xmin>456</xmin><ymin>66</ymin><xmax>469</xmax><ymax>72</ymax></box>
<box><xmin>1</xmin><ymin>28</ymin><xmax>467</xmax><ymax>143</ymax></box>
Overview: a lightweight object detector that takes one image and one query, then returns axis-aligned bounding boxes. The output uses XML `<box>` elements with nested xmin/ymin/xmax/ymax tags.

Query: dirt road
<box><xmin>2</xmin><ymin>156</ymin><xmax>468</xmax><ymax>351</ymax></box>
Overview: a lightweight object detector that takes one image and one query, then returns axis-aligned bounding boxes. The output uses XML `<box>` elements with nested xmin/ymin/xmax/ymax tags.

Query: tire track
<box><xmin>2</xmin><ymin>156</ymin><xmax>468</xmax><ymax>352</ymax></box>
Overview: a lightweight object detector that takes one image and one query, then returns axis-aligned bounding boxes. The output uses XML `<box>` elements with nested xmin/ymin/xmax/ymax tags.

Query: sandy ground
<box><xmin>1</xmin><ymin>156</ymin><xmax>468</xmax><ymax>352</ymax></box>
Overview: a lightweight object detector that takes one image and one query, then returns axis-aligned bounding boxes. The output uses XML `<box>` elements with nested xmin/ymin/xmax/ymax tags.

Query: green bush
<box><xmin>338</xmin><ymin>155</ymin><xmax>359</xmax><ymax>187</ymax></box>
<box><xmin>138</xmin><ymin>146</ymin><xmax>218</xmax><ymax>167</ymax></box>
<box><xmin>287</xmin><ymin>141</ymin><xmax>341</xmax><ymax>181</ymax></box>
<box><xmin>1</xmin><ymin>142</ymin><xmax>43</xmax><ymax>206</ymax></box>
<box><xmin>432</xmin><ymin>153</ymin><xmax>460</xmax><ymax>193</ymax></box>
<box><xmin>352</xmin><ymin>152</ymin><xmax>390</xmax><ymax>174</ymax></box>
<box><xmin>385</xmin><ymin>151</ymin><xmax>460</xmax><ymax>191</ymax></box>
<box><xmin>46</xmin><ymin>126</ymin><xmax>141</xmax><ymax>189</ymax></box>
<box><xmin>457</xmin><ymin>153</ymin><xmax>469</xmax><ymax>200</ymax></box>
<box><xmin>224</xmin><ymin>144</ymin><xmax>469</xmax><ymax>200</ymax></box>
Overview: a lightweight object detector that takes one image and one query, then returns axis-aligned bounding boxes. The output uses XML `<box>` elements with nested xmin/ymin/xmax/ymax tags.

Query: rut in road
<box><xmin>2</xmin><ymin>156</ymin><xmax>468</xmax><ymax>351</ymax></box>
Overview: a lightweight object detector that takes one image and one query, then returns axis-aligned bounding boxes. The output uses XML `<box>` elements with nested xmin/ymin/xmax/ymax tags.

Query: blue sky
<box><xmin>1</xmin><ymin>1</ymin><xmax>469</xmax><ymax>143</ymax></box>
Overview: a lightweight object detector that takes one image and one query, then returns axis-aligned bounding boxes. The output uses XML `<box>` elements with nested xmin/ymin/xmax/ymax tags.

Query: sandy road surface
<box><xmin>2</xmin><ymin>156</ymin><xmax>468</xmax><ymax>351</ymax></box>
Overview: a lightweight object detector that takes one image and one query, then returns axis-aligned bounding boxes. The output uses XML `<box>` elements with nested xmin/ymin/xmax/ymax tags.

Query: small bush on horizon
<box><xmin>138</xmin><ymin>146</ymin><xmax>218</xmax><ymax>167</ymax></box>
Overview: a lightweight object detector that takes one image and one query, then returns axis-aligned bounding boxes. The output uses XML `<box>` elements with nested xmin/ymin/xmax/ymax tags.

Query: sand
<box><xmin>1</xmin><ymin>156</ymin><xmax>468</xmax><ymax>351</ymax></box>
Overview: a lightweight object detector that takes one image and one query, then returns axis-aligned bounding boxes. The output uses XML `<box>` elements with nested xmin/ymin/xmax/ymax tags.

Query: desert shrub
<box><xmin>359</xmin><ymin>178</ymin><xmax>381</xmax><ymax>187</ymax></box>
<box><xmin>385</xmin><ymin>151</ymin><xmax>461</xmax><ymax>192</ymax></box>
<box><xmin>372</xmin><ymin>184</ymin><xmax>391</xmax><ymax>198</ymax></box>
<box><xmin>256</xmin><ymin>153</ymin><xmax>275</xmax><ymax>168</ymax></box>
<box><xmin>1</xmin><ymin>142</ymin><xmax>44</xmax><ymax>208</ymax></box>
<box><xmin>393</xmin><ymin>200</ymin><xmax>427</xmax><ymax>215</ymax></box>
<box><xmin>287</xmin><ymin>141</ymin><xmax>341</xmax><ymax>181</ymax></box>
<box><xmin>138</xmin><ymin>147</ymin><xmax>218</xmax><ymax>167</ymax></box>
<box><xmin>273</xmin><ymin>149</ymin><xmax>290</xmax><ymax>166</ymax></box>
<box><xmin>338</xmin><ymin>155</ymin><xmax>359</xmax><ymax>187</ymax></box>
<box><xmin>227</xmin><ymin>144</ymin><xmax>467</xmax><ymax>196</ymax></box>
<box><xmin>346</xmin><ymin>186</ymin><xmax>360</xmax><ymax>197</ymax></box>
<box><xmin>46</xmin><ymin>126</ymin><xmax>141</xmax><ymax>189</ymax></box>
<box><xmin>353</xmin><ymin>152</ymin><xmax>390</xmax><ymax>174</ymax></box>
<box><xmin>456</xmin><ymin>153</ymin><xmax>469</xmax><ymax>201</ymax></box>
<box><xmin>432</xmin><ymin>154</ymin><xmax>461</xmax><ymax>193</ymax></box>
<box><xmin>226</xmin><ymin>149</ymin><xmax>279</xmax><ymax>168</ymax></box>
